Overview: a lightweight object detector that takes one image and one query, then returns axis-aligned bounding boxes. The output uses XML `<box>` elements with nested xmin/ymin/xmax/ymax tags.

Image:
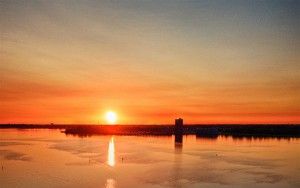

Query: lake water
<box><xmin>0</xmin><ymin>129</ymin><xmax>299</xmax><ymax>188</ymax></box>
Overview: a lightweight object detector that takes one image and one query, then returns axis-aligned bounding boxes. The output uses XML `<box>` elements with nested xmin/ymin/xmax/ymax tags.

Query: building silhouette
<box><xmin>175</xmin><ymin>118</ymin><xmax>183</xmax><ymax>143</ymax></box>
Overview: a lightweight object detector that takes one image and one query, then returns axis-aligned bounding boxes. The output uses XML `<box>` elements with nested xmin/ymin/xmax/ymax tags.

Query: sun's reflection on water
<box><xmin>105</xmin><ymin>178</ymin><xmax>116</xmax><ymax>188</ymax></box>
<box><xmin>107</xmin><ymin>137</ymin><xmax>115</xmax><ymax>167</ymax></box>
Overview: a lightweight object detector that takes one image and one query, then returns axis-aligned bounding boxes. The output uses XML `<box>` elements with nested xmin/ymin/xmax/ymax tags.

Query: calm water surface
<box><xmin>0</xmin><ymin>129</ymin><xmax>299</xmax><ymax>188</ymax></box>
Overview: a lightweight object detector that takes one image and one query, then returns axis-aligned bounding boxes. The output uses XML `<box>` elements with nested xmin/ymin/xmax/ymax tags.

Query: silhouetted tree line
<box><xmin>1</xmin><ymin>124</ymin><xmax>299</xmax><ymax>138</ymax></box>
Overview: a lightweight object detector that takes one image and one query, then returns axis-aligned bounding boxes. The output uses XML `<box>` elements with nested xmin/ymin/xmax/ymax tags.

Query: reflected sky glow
<box><xmin>0</xmin><ymin>129</ymin><xmax>299</xmax><ymax>188</ymax></box>
<box><xmin>107</xmin><ymin>137</ymin><xmax>115</xmax><ymax>167</ymax></box>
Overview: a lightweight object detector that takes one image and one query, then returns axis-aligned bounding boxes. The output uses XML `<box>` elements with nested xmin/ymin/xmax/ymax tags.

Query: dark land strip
<box><xmin>1</xmin><ymin>124</ymin><xmax>300</xmax><ymax>139</ymax></box>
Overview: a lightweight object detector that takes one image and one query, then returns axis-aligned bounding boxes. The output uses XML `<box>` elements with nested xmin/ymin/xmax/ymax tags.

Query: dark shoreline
<box><xmin>1</xmin><ymin>124</ymin><xmax>300</xmax><ymax>138</ymax></box>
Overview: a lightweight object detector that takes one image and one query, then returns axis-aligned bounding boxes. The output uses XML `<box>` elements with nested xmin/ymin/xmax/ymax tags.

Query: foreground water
<box><xmin>0</xmin><ymin>129</ymin><xmax>299</xmax><ymax>188</ymax></box>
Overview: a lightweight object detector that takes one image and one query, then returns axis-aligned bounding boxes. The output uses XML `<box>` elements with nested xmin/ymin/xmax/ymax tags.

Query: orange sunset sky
<box><xmin>1</xmin><ymin>1</ymin><xmax>299</xmax><ymax>124</ymax></box>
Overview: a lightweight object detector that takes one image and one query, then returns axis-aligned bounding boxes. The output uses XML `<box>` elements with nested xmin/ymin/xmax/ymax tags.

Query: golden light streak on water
<box><xmin>105</xmin><ymin>178</ymin><xmax>116</xmax><ymax>188</ymax></box>
<box><xmin>107</xmin><ymin>137</ymin><xmax>115</xmax><ymax>167</ymax></box>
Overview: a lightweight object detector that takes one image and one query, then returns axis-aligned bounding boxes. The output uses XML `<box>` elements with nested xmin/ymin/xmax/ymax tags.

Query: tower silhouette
<box><xmin>175</xmin><ymin>118</ymin><xmax>183</xmax><ymax>143</ymax></box>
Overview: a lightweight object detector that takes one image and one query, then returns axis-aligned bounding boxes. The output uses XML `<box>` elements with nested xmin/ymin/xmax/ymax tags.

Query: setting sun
<box><xmin>105</xmin><ymin>111</ymin><xmax>117</xmax><ymax>124</ymax></box>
